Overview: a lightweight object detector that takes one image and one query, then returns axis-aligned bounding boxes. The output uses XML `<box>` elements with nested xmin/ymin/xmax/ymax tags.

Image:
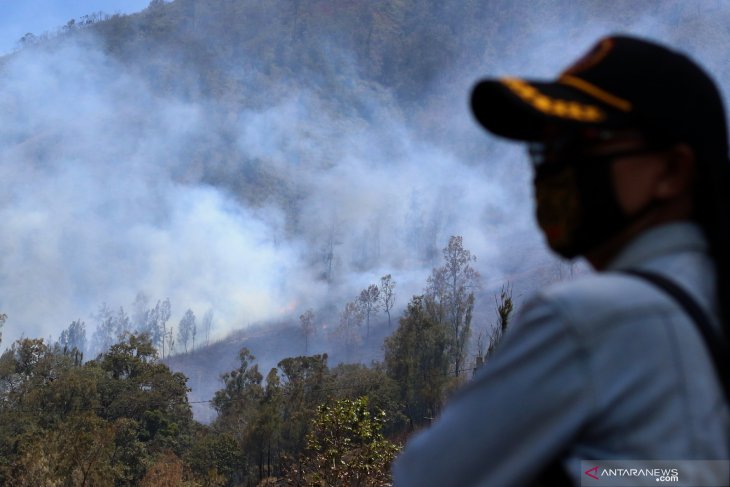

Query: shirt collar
<box><xmin>605</xmin><ymin>222</ymin><xmax>708</xmax><ymax>271</ymax></box>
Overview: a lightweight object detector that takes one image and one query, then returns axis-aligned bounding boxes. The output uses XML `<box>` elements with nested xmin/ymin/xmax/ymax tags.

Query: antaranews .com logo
<box><xmin>579</xmin><ymin>460</ymin><xmax>729</xmax><ymax>486</ymax></box>
<box><xmin>584</xmin><ymin>465</ymin><xmax>678</xmax><ymax>482</ymax></box>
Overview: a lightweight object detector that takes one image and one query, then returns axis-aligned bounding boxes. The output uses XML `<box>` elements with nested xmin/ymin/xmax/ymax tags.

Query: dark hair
<box><xmin>694</xmin><ymin>152</ymin><xmax>730</xmax><ymax>337</ymax></box>
<box><xmin>661</xmin><ymin>52</ymin><xmax>730</xmax><ymax>339</ymax></box>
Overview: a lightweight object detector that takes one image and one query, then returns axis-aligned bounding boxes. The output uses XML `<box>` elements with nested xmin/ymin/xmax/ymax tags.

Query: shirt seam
<box><xmin>531</xmin><ymin>293</ymin><xmax>599</xmax><ymax>441</ymax></box>
<box><xmin>661</xmin><ymin>307</ymin><xmax>699</xmax><ymax>454</ymax></box>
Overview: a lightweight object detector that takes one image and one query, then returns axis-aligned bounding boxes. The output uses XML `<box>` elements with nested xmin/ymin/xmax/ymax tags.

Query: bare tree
<box><xmin>487</xmin><ymin>284</ymin><xmax>513</xmax><ymax>359</ymax></box>
<box><xmin>166</xmin><ymin>325</ymin><xmax>176</xmax><ymax>356</ymax></box>
<box><xmin>177</xmin><ymin>309</ymin><xmax>196</xmax><ymax>353</ymax></box>
<box><xmin>18</xmin><ymin>33</ymin><xmax>38</xmax><ymax>49</ymax></box>
<box><xmin>300</xmin><ymin>308</ymin><xmax>315</xmax><ymax>354</ymax></box>
<box><xmin>321</xmin><ymin>226</ymin><xmax>341</xmax><ymax>282</ymax></box>
<box><xmin>358</xmin><ymin>285</ymin><xmax>380</xmax><ymax>338</ymax></box>
<box><xmin>0</xmin><ymin>312</ymin><xmax>6</xmax><ymax>346</ymax></box>
<box><xmin>426</xmin><ymin>236</ymin><xmax>481</xmax><ymax>377</ymax></box>
<box><xmin>131</xmin><ymin>292</ymin><xmax>150</xmax><ymax>333</ymax></box>
<box><xmin>59</xmin><ymin>319</ymin><xmax>87</xmax><ymax>357</ymax></box>
<box><xmin>379</xmin><ymin>274</ymin><xmax>396</xmax><ymax>326</ymax></box>
<box><xmin>134</xmin><ymin>297</ymin><xmax>170</xmax><ymax>357</ymax></box>
<box><xmin>336</xmin><ymin>301</ymin><xmax>364</xmax><ymax>353</ymax></box>
<box><xmin>474</xmin><ymin>329</ymin><xmax>486</xmax><ymax>374</ymax></box>
<box><xmin>202</xmin><ymin>308</ymin><xmax>214</xmax><ymax>346</ymax></box>
<box><xmin>91</xmin><ymin>303</ymin><xmax>116</xmax><ymax>354</ymax></box>
<box><xmin>114</xmin><ymin>307</ymin><xmax>131</xmax><ymax>338</ymax></box>
<box><xmin>154</xmin><ymin>299</ymin><xmax>171</xmax><ymax>358</ymax></box>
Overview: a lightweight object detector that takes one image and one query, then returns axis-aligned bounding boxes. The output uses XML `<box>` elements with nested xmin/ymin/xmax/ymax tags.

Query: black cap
<box><xmin>471</xmin><ymin>35</ymin><xmax>729</xmax><ymax>163</ymax></box>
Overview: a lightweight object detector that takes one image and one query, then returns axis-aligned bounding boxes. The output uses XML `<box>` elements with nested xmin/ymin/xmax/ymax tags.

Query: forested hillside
<box><xmin>1</xmin><ymin>0</ymin><xmax>729</xmax><ymax>484</ymax></box>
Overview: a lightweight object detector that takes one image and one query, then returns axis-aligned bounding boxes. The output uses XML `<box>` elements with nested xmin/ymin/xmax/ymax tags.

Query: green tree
<box><xmin>292</xmin><ymin>396</ymin><xmax>400</xmax><ymax>487</ymax></box>
<box><xmin>277</xmin><ymin>354</ymin><xmax>330</xmax><ymax>457</ymax></box>
<box><xmin>212</xmin><ymin>348</ymin><xmax>264</xmax><ymax>485</ymax></box>
<box><xmin>0</xmin><ymin>338</ymin><xmax>61</xmax><ymax>416</ymax></box>
<box><xmin>0</xmin><ymin>334</ymin><xmax>193</xmax><ymax>486</ymax></box>
<box><xmin>329</xmin><ymin>363</ymin><xmax>404</xmax><ymax>435</ymax></box>
<box><xmin>186</xmin><ymin>428</ymin><xmax>238</xmax><ymax>486</ymax></box>
<box><xmin>211</xmin><ymin>352</ymin><xmax>334</xmax><ymax>486</ymax></box>
<box><xmin>384</xmin><ymin>295</ymin><xmax>449</xmax><ymax>429</ymax></box>
<box><xmin>212</xmin><ymin>347</ymin><xmax>263</xmax><ymax>420</ymax></box>
<box><xmin>93</xmin><ymin>335</ymin><xmax>192</xmax><ymax>459</ymax></box>
<box><xmin>248</xmin><ymin>368</ymin><xmax>285</xmax><ymax>483</ymax></box>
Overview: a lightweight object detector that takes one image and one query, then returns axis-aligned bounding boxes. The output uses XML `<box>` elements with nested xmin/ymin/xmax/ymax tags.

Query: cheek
<box><xmin>610</xmin><ymin>159</ymin><xmax>659</xmax><ymax>213</ymax></box>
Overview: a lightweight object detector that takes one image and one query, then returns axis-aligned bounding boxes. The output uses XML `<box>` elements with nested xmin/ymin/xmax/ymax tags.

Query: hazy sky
<box><xmin>0</xmin><ymin>0</ymin><xmax>149</xmax><ymax>56</ymax></box>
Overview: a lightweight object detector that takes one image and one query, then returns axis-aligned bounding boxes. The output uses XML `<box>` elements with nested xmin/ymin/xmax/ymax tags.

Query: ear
<box><xmin>654</xmin><ymin>143</ymin><xmax>696</xmax><ymax>199</ymax></box>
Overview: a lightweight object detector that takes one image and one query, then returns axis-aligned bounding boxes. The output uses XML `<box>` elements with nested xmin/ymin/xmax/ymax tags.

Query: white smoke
<box><xmin>0</xmin><ymin>42</ymin><xmax>316</xmax><ymax>344</ymax></box>
<box><xmin>1</xmin><ymin>0</ymin><xmax>729</xmax><ymax>352</ymax></box>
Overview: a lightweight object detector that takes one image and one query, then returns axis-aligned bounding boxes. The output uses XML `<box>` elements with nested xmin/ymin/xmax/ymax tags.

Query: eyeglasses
<box><xmin>527</xmin><ymin>142</ymin><xmax>666</xmax><ymax>170</ymax></box>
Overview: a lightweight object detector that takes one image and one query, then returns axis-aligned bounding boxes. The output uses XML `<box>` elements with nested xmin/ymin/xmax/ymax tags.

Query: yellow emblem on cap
<box><xmin>558</xmin><ymin>74</ymin><xmax>632</xmax><ymax>112</ymax></box>
<box><xmin>501</xmin><ymin>78</ymin><xmax>605</xmax><ymax>122</ymax></box>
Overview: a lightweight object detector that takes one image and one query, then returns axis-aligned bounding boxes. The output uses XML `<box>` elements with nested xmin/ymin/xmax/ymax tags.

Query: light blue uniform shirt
<box><xmin>393</xmin><ymin>222</ymin><xmax>729</xmax><ymax>486</ymax></box>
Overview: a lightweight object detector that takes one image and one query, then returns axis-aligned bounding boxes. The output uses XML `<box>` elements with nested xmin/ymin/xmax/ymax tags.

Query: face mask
<box><xmin>531</xmin><ymin>145</ymin><xmax>662</xmax><ymax>258</ymax></box>
<box><xmin>533</xmin><ymin>164</ymin><xmax>581</xmax><ymax>257</ymax></box>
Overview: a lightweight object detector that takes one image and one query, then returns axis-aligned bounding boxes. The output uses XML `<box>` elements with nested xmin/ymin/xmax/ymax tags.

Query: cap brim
<box><xmin>471</xmin><ymin>78</ymin><xmax>627</xmax><ymax>141</ymax></box>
